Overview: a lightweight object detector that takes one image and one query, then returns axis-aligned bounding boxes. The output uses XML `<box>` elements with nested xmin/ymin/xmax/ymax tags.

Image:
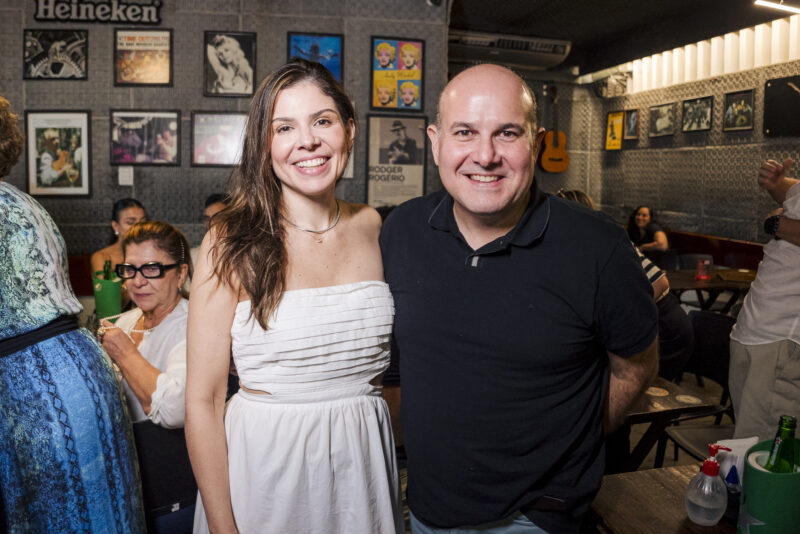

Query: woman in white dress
<box><xmin>186</xmin><ymin>59</ymin><xmax>402</xmax><ymax>534</ymax></box>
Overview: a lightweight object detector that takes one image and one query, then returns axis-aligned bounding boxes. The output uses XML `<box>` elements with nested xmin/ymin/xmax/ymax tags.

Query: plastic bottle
<box><xmin>764</xmin><ymin>414</ymin><xmax>797</xmax><ymax>473</ymax></box>
<box><xmin>685</xmin><ymin>444</ymin><xmax>731</xmax><ymax>526</ymax></box>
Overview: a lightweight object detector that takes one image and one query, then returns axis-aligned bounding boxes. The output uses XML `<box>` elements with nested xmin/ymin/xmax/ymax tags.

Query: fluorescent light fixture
<box><xmin>754</xmin><ymin>0</ymin><xmax>800</xmax><ymax>15</ymax></box>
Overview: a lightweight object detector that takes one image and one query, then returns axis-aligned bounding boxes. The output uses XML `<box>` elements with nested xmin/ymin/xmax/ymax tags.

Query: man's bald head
<box><xmin>435</xmin><ymin>64</ymin><xmax>538</xmax><ymax>142</ymax></box>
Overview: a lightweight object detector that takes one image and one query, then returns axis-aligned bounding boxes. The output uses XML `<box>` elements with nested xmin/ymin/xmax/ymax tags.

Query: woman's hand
<box><xmin>99</xmin><ymin>318</ymin><xmax>136</xmax><ymax>365</ymax></box>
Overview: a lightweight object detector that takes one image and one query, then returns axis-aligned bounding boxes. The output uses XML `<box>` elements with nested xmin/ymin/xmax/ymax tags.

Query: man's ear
<box><xmin>427</xmin><ymin>124</ymin><xmax>440</xmax><ymax>166</ymax></box>
<box><xmin>533</xmin><ymin>127</ymin><xmax>546</xmax><ymax>159</ymax></box>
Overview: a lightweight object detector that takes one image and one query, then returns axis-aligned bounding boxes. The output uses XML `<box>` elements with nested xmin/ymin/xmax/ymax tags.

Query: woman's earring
<box><xmin>114</xmin><ymin>230</ymin><xmax>119</xmax><ymax>236</ymax></box>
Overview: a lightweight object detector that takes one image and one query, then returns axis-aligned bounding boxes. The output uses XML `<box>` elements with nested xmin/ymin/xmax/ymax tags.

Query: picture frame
<box><xmin>191</xmin><ymin>111</ymin><xmax>247</xmax><ymax>167</ymax></box>
<box><xmin>370</xmin><ymin>36</ymin><xmax>424</xmax><ymax>112</ymax></box>
<box><xmin>681</xmin><ymin>96</ymin><xmax>713</xmax><ymax>132</ymax></box>
<box><xmin>23</xmin><ymin>29</ymin><xmax>88</xmax><ymax>80</ymax></box>
<box><xmin>648</xmin><ymin>103</ymin><xmax>674</xmax><ymax>138</ymax></box>
<box><xmin>110</xmin><ymin>110</ymin><xmax>180</xmax><ymax>166</ymax></box>
<box><xmin>114</xmin><ymin>28</ymin><xmax>172</xmax><ymax>86</ymax></box>
<box><xmin>724</xmin><ymin>89</ymin><xmax>754</xmax><ymax>132</ymax></box>
<box><xmin>25</xmin><ymin>110</ymin><xmax>91</xmax><ymax>197</ymax></box>
<box><xmin>204</xmin><ymin>31</ymin><xmax>256</xmax><ymax>97</ymax></box>
<box><xmin>287</xmin><ymin>32</ymin><xmax>343</xmax><ymax>83</ymax></box>
<box><xmin>366</xmin><ymin>114</ymin><xmax>427</xmax><ymax>207</ymax></box>
<box><xmin>623</xmin><ymin>109</ymin><xmax>639</xmax><ymax>140</ymax></box>
<box><xmin>605</xmin><ymin>111</ymin><xmax>623</xmax><ymax>150</ymax></box>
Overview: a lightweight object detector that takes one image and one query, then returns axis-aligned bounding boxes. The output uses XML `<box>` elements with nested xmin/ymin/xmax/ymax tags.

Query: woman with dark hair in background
<box><xmin>187</xmin><ymin>59</ymin><xmax>402</xmax><ymax>533</ymax></box>
<box><xmin>627</xmin><ymin>204</ymin><xmax>669</xmax><ymax>252</ymax></box>
<box><xmin>90</xmin><ymin>197</ymin><xmax>147</xmax><ymax>274</ymax></box>
<box><xmin>0</xmin><ymin>95</ymin><xmax>146</xmax><ymax>532</ymax></box>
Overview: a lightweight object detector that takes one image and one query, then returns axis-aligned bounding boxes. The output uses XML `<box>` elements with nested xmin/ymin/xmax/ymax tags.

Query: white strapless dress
<box><xmin>193</xmin><ymin>281</ymin><xmax>402</xmax><ymax>534</ymax></box>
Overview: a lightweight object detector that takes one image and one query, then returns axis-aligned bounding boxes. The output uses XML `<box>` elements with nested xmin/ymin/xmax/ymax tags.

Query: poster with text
<box><xmin>114</xmin><ymin>29</ymin><xmax>172</xmax><ymax>86</ymax></box>
<box><xmin>371</xmin><ymin>36</ymin><xmax>423</xmax><ymax>111</ymax></box>
<box><xmin>367</xmin><ymin>114</ymin><xmax>426</xmax><ymax>207</ymax></box>
<box><xmin>605</xmin><ymin>111</ymin><xmax>623</xmax><ymax>150</ymax></box>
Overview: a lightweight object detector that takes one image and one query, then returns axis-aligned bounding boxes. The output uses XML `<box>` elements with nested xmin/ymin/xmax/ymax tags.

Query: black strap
<box><xmin>0</xmin><ymin>315</ymin><xmax>80</xmax><ymax>358</ymax></box>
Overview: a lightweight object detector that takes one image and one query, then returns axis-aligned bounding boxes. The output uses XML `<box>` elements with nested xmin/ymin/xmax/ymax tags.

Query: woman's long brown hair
<box><xmin>210</xmin><ymin>58</ymin><xmax>356</xmax><ymax>330</ymax></box>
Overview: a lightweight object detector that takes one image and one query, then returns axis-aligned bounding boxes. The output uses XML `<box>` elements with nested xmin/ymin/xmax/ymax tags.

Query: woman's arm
<box><xmin>638</xmin><ymin>229</ymin><xmax>669</xmax><ymax>252</ymax></box>
<box><xmin>186</xmin><ymin>231</ymin><xmax>239</xmax><ymax>533</ymax></box>
<box><xmin>90</xmin><ymin>249</ymin><xmax>108</xmax><ymax>275</ymax></box>
<box><xmin>207</xmin><ymin>44</ymin><xmax>224</xmax><ymax>74</ymax></box>
<box><xmin>148</xmin><ymin>340</ymin><xmax>187</xmax><ymax>429</ymax></box>
<box><xmin>101</xmin><ymin>322</ymin><xmax>161</xmax><ymax>413</ymax></box>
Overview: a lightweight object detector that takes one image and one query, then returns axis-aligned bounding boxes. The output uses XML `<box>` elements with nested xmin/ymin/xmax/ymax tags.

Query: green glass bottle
<box><xmin>764</xmin><ymin>415</ymin><xmax>797</xmax><ymax>473</ymax></box>
<box><xmin>103</xmin><ymin>259</ymin><xmax>114</xmax><ymax>281</ymax></box>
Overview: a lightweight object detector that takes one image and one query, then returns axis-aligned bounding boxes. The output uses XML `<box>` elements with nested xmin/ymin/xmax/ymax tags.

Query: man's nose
<box><xmin>474</xmin><ymin>136</ymin><xmax>500</xmax><ymax>168</ymax></box>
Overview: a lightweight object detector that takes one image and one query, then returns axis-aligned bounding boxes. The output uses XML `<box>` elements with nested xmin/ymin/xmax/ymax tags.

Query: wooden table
<box><xmin>623</xmin><ymin>377</ymin><xmax>718</xmax><ymax>471</ymax></box>
<box><xmin>666</xmin><ymin>269</ymin><xmax>756</xmax><ymax>314</ymax></box>
<box><xmin>592</xmin><ymin>464</ymin><xmax>737</xmax><ymax>533</ymax></box>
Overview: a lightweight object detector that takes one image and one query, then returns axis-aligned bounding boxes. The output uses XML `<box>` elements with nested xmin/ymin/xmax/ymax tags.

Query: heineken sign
<box><xmin>35</xmin><ymin>0</ymin><xmax>163</xmax><ymax>25</ymax></box>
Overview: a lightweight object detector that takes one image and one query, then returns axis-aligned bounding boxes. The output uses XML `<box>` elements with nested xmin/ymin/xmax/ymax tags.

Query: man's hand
<box><xmin>758</xmin><ymin>158</ymin><xmax>798</xmax><ymax>204</ymax></box>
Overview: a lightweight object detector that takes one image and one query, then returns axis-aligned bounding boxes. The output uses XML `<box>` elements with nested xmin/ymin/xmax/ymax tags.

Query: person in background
<box><xmin>380</xmin><ymin>65</ymin><xmax>658</xmax><ymax>533</ymax></box>
<box><xmin>0</xmin><ymin>95</ymin><xmax>146</xmax><ymax>533</ymax></box>
<box><xmin>729</xmin><ymin>158</ymin><xmax>800</xmax><ymax>441</ymax></box>
<box><xmin>98</xmin><ymin>221</ymin><xmax>191</xmax><ymax>430</ymax></box>
<box><xmin>186</xmin><ymin>59</ymin><xmax>402</xmax><ymax>534</ymax></box>
<box><xmin>91</xmin><ymin>197</ymin><xmax>147</xmax><ymax>274</ymax></box>
<box><xmin>189</xmin><ymin>193</ymin><xmax>229</xmax><ymax>273</ymax></box>
<box><xmin>627</xmin><ymin>205</ymin><xmax>669</xmax><ymax>252</ymax></box>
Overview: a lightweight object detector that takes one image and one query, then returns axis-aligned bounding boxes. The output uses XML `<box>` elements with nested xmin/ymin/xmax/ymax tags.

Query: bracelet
<box><xmin>764</xmin><ymin>215</ymin><xmax>781</xmax><ymax>238</ymax></box>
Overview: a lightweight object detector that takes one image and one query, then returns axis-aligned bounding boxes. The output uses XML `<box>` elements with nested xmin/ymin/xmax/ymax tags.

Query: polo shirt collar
<box><xmin>427</xmin><ymin>182</ymin><xmax>550</xmax><ymax>249</ymax></box>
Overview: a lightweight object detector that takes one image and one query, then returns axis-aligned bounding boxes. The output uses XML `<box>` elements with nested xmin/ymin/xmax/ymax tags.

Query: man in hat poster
<box><xmin>388</xmin><ymin>120</ymin><xmax>418</xmax><ymax>165</ymax></box>
<box><xmin>38</xmin><ymin>129</ymin><xmax>74</xmax><ymax>186</ymax></box>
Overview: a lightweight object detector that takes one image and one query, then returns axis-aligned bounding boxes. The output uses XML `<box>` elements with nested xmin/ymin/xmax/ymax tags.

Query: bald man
<box><xmin>379</xmin><ymin>65</ymin><xmax>659</xmax><ymax>533</ymax></box>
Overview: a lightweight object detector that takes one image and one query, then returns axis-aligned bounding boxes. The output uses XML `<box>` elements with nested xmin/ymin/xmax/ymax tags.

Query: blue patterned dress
<box><xmin>0</xmin><ymin>182</ymin><xmax>145</xmax><ymax>533</ymax></box>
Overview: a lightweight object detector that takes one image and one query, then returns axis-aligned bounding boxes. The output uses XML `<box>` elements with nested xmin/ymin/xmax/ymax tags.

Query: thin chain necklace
<box><xmin>283</xmin><ymin>200</ymin><xmax>341</xmax><ymax>235</ymax></box>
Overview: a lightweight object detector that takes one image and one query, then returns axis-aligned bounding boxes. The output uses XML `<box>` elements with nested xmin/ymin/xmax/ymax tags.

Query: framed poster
<box><xmin>114</xmin><ymin>29</ymin><xmax>172</xmax><ymax>86</ymax></box>
<box><xmin>723</xmin><ymin>89</ymin><xmax>754</xmax><ymax>132</ymax></box>
<box><xmin>366</xmin><ymin>114</ymin><xmax>426</xmax><ymax>207</ymax></box>
<box><xmin>204</xmin><ymin>31</ymin><xmax>256</xmax><ymax>97</ymax></box>
<box><xmin>605</xmin><ymin>111</ymin><xmax>623</xmax><ymax>150</ymax></box>
<box><xmin>110</xmin><ymin>110</ymin><xmax>180</xmax><ymax>165</ymax></box>
<box><xmin>287</xmin><ymin>32</ymin><xmax>343</xmax><ymax>83</ymax></box>
<box><xmin>648</xmin><ymin>103</ymin><xmax>674</xmax><ymax>137</ymax></box>
<box><xmin>370</xmin><ymin>36</ymin><xmax>424</xmax><ymax>111</ymax></box>
<box><xmin>623</xmin><ymin>109</ymin><xmax>639</xmax><ymax>140</ymax></box>
<box><xmin>25</xmin><ymin>111</ymin><xmax>91</xmax><ymax>197</ymax></box>
<box><xmin>23</xmin><ymin>29</ymin><xmax>88</xmax><ymax>80</ymax></box>
<box><xmin>191</xmin><ymin>111</ymin><xmax>246</xmax><ymax>167</ymax></box>
<box><xmin>681</xmin><ymin>96</ymin><xmax>713</xmax><ymax>132</ymax></box>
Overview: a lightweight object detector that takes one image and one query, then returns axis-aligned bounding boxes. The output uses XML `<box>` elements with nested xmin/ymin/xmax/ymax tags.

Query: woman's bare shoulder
<box><xmin>341</xmin><ymin>201</ymin><xmax>382</xmax><ymax>230</ymax></box>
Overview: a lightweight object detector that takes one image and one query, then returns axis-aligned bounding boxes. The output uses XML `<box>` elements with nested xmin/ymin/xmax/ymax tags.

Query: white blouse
<box><xmin>114</xmin><ymin>298</ymin><xmax>189</xmax><ymax>428</ymax></box>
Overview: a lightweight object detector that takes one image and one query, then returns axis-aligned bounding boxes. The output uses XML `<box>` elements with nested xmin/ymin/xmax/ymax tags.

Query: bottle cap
<box><xmin>701</xmin><ymin>444</ymin><xmax>732</xmax><ymax>476</ymax></box>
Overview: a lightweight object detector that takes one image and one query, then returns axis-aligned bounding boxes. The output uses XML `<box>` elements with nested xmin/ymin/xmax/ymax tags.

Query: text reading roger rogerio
<box><xmin>369</xmin><ymin>166</ymin><xmax>406</xmax><ymax>181</ymax></box>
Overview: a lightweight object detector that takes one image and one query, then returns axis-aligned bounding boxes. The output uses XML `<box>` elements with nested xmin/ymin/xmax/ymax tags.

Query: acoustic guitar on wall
<box><xmin>538</xmin><ymin>85</ymin><xmax>570</xmax><ymax>174</ymax></box>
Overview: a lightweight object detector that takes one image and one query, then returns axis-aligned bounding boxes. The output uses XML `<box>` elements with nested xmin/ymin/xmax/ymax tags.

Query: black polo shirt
<box><xmin>379</xmin><ymin>185</ymin><xmax>658</xmax><ymax>532</ymax></box>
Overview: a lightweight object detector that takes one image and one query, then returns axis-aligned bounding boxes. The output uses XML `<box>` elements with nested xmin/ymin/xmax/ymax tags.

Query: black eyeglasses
<box><xmin>116</xmin><ymin>262</ymin><xmax>179</xmax><ymax>279</ymax></box>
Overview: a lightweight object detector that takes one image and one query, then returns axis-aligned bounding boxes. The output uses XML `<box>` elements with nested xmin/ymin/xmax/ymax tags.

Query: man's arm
<box><xmin>604</xmin><ymin>337</ymin><xmax>659</xmax><ymax>434</ymax></box>
<box><xmin>758</xmin><ymin>158</ymin><xmax>799</xmax><ymax>205</ymax></box>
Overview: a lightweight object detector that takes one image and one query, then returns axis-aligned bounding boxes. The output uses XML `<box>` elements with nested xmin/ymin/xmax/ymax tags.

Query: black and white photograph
<box><xmin>23</xmin><ymin>29</ymin><xmax>88</xmax><ymax>80</ymax></box>
<box><xmin>191</xmin><ymin>112</ymin><xmax>246</xmax><ymax>166</ymax></box>
<box><xmin>366</xmin><ymin>114</ymin><xmax>426</xmax><ymax>207</ymax></box>
<box><xmin>623</xmin><ymin>109</ymin><xmax>638</xmax><ymax>140</ymax></box>
<box><xmin>649</xmin><ymin>103</ymin><xmax>674</xmax><ymax>137</ymax></box>
<box><xmin>110</xmin><ymin>110</ymin><xmax>180</xmax><ymax>165</ymax></box>
<box><xmin>204</xmin><ymin>31</ymin><xmax>256</xmax><ymax>97</ymax></box>
<box><xmin>724</xmin><ymin>89</ymin><xmax>755</xmax><ymax>132</ymax></box>
<box><xmin>681</xmin><ymin>96</ymin><xmax>713</xmax><ymax>132</ymax></box>
<box><xmin>25</xmin><ymin>111</ymin><xmax>91</xmax><ymax>197</ymax></box>
<box><xmin>114</xmin><ymin>29</ymin><xmax>172</xmax><ymax>86</ymax></box>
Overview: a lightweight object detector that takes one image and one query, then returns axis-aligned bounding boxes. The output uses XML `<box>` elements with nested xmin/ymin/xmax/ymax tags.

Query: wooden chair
<box><xmin>132</xmin><ymin>421</ymin><xmax>197</xmax><ymax>534</ymax></box>
<box><xmin>654</xmin><ymin>311</ymin><xmax>736</xmax><ymax>467</ymax></box>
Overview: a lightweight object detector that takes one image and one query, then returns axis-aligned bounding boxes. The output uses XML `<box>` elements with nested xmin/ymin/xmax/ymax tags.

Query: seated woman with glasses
<box><xmin>98</xmin><ymin>220</ymin><xmax>191</xmax><ymax>429</ymax></box>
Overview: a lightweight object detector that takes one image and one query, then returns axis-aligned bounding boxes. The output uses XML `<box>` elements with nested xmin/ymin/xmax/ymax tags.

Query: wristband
<box><xmin>764</xmin><ymin>215</ymin><xmax>781</xmax><ymax>238</ymax></box>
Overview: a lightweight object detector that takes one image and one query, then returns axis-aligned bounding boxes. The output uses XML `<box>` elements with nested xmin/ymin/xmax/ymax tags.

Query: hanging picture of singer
<box><xmin>204</xmin><ymin>31</ymin><xmax>256</xmax><ymax>97</ymax></box>
<box><xmin>366</xmin><ymin>114</ymin><xmax>426</xmax><ymax>207</ymax></box>
<box><xmin>25</xmin><ymin>111</ymin><xmax>91</xmax><ymax>197</ymax></box>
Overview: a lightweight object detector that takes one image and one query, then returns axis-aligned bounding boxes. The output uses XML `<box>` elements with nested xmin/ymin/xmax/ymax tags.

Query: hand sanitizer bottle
<box><xmin>685</xmin><ymin>444</ymin><xmax>731</xmax><ymax>526</ymax></box>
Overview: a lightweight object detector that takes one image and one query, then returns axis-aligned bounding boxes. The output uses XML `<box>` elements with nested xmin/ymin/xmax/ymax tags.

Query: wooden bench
<box><xmin>665</xmin><ymin>230</ymin><xmax>763</xmax><ymax>270</ymax></box>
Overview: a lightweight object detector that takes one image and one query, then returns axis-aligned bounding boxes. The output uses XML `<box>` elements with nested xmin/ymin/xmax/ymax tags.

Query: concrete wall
<box><xmin>0</xmin><ymin>0</ymin><xmax>448</xmax><ymax>254</ymax></box>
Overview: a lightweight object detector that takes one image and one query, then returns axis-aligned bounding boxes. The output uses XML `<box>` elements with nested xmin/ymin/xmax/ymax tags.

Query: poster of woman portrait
<box><xmin>648</xmin><ymin>103</ymin><xmax>674</xmax><ymax>137</ymax></box>
<box><xmin>287</xmin><ymin>32</ymin><xmax>343</xmax><ymax>83</ymax></box>
<box><xmin>191</xmin><ymin>112</ymin><xmax>246</xmax><ymax>167</ymax></box>
<box><xmin>114</xmin><ymin>29</ymin><xmax>172</xmax><ymax>86</ymax></box>
<box><xmin>110</xmin><ymin>110</ymin><xmax>180</xmax><ymax>166</ymax></box>
<box><xmin>366</xmin><ymin>114</ymin><xmax>426</xmax><ymax>207</ymax></box>
<box><xmin>23</xmin><ymin>29</ymin><xmax>88</xmax><ymax>80</ymax></box>
<box><xmin>204</xmin><ymin>31</ymin><xmax>256</xmax><ymax>97</ymax></box>
<box><xmin>370</xmin><ymin>36</ymin><xmax>424</xmax><ymax>111</ymax></box>
<box><xmin>623</xmin><ymin>109</ymin><xmax>638</xmax><ymax>139</ymax></box>
<box><xmin>25</xmin><ymin>111</ymin><xmax>91</xmax><ymax>197</ymax></box>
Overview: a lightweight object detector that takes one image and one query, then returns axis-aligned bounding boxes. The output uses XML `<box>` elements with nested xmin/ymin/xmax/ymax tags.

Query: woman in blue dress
<box><xmin>0</xmin><ymin>95</ymin><xmax>145</xmax><ymax>533</ymax></box>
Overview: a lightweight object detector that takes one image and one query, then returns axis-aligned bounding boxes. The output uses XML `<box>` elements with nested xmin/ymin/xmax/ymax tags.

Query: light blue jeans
<box><xmin>409</xmin><ymin>510</ymin><xmax>549</xmax><ymax>534</ymax></box>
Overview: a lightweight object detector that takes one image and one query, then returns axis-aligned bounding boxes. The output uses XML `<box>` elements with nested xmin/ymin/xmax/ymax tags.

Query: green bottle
<box><xmin>764</xmin><ymin>415</ymin><xmax>797</xmax><ymax>473</ymax></box>
<box><xmin>103</xmin><ymin>259</ymin><xmax>114</xmax><ymax>281</ymax></box>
